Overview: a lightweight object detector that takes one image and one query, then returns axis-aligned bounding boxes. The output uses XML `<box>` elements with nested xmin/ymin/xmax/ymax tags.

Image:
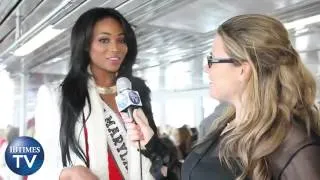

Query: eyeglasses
<box><xmin>207</xmin><ymin>53</ymin><xmax>238</xmax><ymax>68</ymax></box>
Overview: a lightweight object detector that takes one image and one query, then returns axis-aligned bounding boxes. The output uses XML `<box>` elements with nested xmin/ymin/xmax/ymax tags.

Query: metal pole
<box><xmin>15</xmin><ymin>5</ymin><xmax>26</xmax><ymax>137</ymax></box>
<box><xmin>16</xmin><ymin>7</ymin><xmax>25</xmax><ymax>180</ymax></box>
<box><xmin>19</xmin><ymin>60</ymin><xmax>27</xmax><ymax>137</ymax></box>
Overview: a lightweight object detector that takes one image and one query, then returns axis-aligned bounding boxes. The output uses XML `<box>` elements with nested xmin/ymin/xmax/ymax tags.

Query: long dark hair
<box><xmin>60</xmin><ymin>7</ymin><xmax>137</xmax><ymax>167</ymax></box>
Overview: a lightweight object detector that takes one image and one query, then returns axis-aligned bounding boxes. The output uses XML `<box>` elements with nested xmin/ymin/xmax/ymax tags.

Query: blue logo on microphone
<box><xmin>129</xmin><ymin>91</ymin><xmax>141</xmax><ymax>105</ymax></box>
<box><xmin>5</xmin><ymin>136</ymin><xmax>44</xmax><ymax>176</ymax></box>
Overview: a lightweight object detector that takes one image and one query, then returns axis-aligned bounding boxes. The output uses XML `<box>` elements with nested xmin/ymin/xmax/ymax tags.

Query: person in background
<box><xmin>189</xmin><ymin>127</ymin><xmax>198</xmax><ymax>146</ymax></box>
<box><xmin>29</xmin><ymin>7</ymin><xmax>157</xmax><ymax>180</ymax></box>
<box><xmin>176</xmin><ymin>126</ymin><xmax>192</xmax><ymax>160</ymax></box>
<box><xmin>26</xmin><ymin>117</ymin><xmax>35</xmax><ymax>137</ymax></box>
<box><xmin>0</xmin><ymin>125</ymin><xmax>19</xmax><ymax>180</ymax></box>
<box><xmin>123</xmin><ymin>14</ymin><xmax>320</xmax><ymax>180</ymax></box>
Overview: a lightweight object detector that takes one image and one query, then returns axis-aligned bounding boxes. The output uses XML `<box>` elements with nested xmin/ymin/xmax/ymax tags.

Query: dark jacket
<box><xmin>144</xmin><ymin>122</ymin><xmax>320</xmax><ymax>180</ymax></box>
<box><xmin>268</xmin><ymin>123</ymin><xmax>320</xmax><ymax>180</ymax></box>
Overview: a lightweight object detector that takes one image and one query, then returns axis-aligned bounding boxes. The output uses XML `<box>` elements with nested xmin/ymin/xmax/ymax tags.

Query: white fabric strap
<box><xmin>101</xmin><ymin>100</ymin><xmax>129</xmax><ymax>179</ymax></box>
<box><xmin>86</xmin><ymin>72</ymin><xmax>154</xmax><ymax>180</ymax></box>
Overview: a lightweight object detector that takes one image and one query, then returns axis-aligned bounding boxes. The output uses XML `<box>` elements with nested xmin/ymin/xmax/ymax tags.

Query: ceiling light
<box><xmin>14</xmin><ymin>25</ymin><xmax>65</xmax><ymax>56</ymax></box>
<box><xmin>0</xmin><ymin>63</ymin><xmax>7</xmax><ymax>70</ymax></box>
<box><xmin>295</xmin><ymin>27</ymin><xmax>309</xmax><ymax>35</ymax></box>
<box><xmin>284</xmin><ymin>14</ymin><xmax>320</xmax><ymax>30</ymax></box>
<box><xmin>43</xmin><ymin>57</ymin><xmax>63</xmax><ymax>65</ymax></box>
<box><xmin>133</xmin><ymin>64</ymin><xmax>140</xmax><ymax>69</ymax></box>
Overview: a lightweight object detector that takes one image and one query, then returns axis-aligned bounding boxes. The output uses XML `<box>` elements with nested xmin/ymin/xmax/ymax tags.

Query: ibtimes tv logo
<box><xmin>5</xmin><ymin>136</ymin><xmax>44</xmax><ymax>176</ymax></box>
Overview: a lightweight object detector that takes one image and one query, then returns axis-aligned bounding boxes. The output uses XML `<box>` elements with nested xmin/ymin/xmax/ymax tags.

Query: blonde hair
<box><xmin>212</xmin><ymin>14</ymin><xmax>320</xmax><ymax>180</ymax></box>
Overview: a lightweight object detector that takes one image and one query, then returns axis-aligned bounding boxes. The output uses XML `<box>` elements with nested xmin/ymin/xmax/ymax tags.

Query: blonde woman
<box><xmin>122</xmin><ymin>14</ymin><xmax>320</xmax><ymax>180</ymax></box>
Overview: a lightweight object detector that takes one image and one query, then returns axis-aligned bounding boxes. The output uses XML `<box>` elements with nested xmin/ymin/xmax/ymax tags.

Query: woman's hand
<box><xmin>121</xmin><ymin>108</ymin><xmax>154</xmax><ymax>147</ymax></box>
<box><xmin>59</xmin><ymin>165</ymin><xmax>99</xmax><ymax>180</ymax></box>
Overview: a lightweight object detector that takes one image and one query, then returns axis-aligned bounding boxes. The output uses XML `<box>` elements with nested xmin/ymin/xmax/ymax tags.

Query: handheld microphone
<box><xmin>115</xmin><ymin>77</ymin><xmax>142</xmax><ymax>119</ymax></box>
<box><xmin>115</xmin><ymin>77</ymin><xmax>143</xmax><ymax>180</ymax></box>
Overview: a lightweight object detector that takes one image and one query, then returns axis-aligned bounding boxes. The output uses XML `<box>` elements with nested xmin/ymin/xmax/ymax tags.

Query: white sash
<box><xmin>101</xmin><ymin>100</ymin><xmax>129</xmax><ymax>179</ymax></box>
<box><xmin>86</xmin><ymin>72</ymin><xmax>155</xmax><ymax>180</ymax></box>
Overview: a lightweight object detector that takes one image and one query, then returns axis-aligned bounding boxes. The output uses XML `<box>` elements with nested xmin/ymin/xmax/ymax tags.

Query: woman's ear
<box><xmin>239</xmin><ymin>62</ymin><xmax>251</xmax><ymax>82</ymax></box>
